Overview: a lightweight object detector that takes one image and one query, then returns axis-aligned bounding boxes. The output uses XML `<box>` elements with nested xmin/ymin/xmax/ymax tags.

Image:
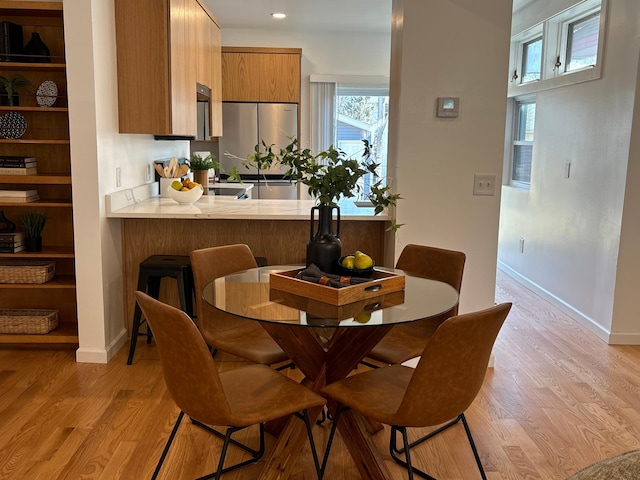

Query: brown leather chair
<box><xmin>135</xmin><ymin>291</ymin><xmax>326</xmax><ymax>480</ymax></box>
<box><xmin>362</xmin><ymin>244</ymin><xmax>466</xmax><ymax>367</ymax></box>
<box><xmin>322</xmin><ymin>303</ymin><xmax>512</xmax><ymax>480</ymax></box>
<box><xmin>190</xmin><ymin>244</ymin><xmax>290</xmax><ymax>367</ymax></box>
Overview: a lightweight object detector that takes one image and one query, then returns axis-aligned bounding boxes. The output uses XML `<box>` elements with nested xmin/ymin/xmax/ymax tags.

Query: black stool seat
<box><xmin>127</xmin><ymin>255</ymin><xmax>194</xmax><ymax>365</ymax></box>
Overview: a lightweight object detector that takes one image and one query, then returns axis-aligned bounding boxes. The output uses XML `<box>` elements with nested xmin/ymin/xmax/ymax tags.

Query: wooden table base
<box><xmin>260</xmin><ymin>323</ymin><xmax>394</xmax><ymax>480</ymax></box>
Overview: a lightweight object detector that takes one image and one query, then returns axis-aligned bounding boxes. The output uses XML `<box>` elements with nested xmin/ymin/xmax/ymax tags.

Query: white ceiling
<box><xmin>204</xmin><ymin>0</ymin><xmax>536</xmax><ymax>33</ymax></box>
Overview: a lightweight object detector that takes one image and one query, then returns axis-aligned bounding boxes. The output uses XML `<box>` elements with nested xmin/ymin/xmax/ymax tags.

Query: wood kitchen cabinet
<box><xmin>0</xmin><ymin>1</ymin><xmax>78</xmax><ymax>346</ymax></box>
<box><xmin>221</xmin><ymin>47</ymin><xmax>301</xmax><ymax>103</ymax></box>
<box><xmin>115</xmin><ymin>0</ymin><xmax>222</xmax><ymax>138</ymax></box>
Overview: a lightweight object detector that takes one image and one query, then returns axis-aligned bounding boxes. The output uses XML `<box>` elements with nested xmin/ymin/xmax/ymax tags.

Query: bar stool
<box><xmin>127</xmin><ymin>254</ymin><xmax>194</xmax><ymax>365</ymax></box>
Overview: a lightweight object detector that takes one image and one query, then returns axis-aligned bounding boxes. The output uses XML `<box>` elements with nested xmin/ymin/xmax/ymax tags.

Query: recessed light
<box><xmin>271</xmin><ymin>12</ymin><xmax>286</xmax><ymax>19</ymax></box>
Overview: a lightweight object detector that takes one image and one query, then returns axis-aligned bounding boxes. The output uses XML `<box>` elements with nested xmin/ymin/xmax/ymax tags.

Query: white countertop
<box><xmin>106</xmin><ymin>183</ymin><xmax>390</xmax><ymax>221</ymax></box>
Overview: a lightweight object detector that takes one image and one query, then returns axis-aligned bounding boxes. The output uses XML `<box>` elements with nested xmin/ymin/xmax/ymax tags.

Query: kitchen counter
<box><xmin>106</xmin><ymin>183</ymin><xmax>390</xmax><ymax>220</ymax></box>
<box><xmin>107</xmin><ymin>183</ymin><xmax>393</xmax><ymax>334</ymax></box>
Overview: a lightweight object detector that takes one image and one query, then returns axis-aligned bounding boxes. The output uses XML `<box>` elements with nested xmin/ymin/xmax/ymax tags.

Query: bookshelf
<box><xmin>0</xmin><ymin>1</ymin><xmax>77</xmax><ymax>346</ymax></box>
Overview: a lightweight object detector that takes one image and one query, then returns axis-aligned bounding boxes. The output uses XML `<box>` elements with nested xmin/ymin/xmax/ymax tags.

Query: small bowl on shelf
<box><xmin>166</xmin><ymin>185</ymin><xmax>203</xmax><ymax>204</ymax></box>
<box><xmin>336</xmin><ymin>255</ymin><xmax>375</xmax><ymax>278</ymax></box>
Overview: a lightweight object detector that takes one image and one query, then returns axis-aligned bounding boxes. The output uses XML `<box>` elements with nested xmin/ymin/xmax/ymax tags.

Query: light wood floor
<box><xmin>1</xmin><ymin>269</ymin><xmax>640</xmax><ymax>479</ymax></box>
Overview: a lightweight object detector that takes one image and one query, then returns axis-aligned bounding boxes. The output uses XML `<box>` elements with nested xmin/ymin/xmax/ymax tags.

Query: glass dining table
<box><xmin>202</xmin><ymin>265</ymin><xmax>459</xmax><ymax>480</ymax></box>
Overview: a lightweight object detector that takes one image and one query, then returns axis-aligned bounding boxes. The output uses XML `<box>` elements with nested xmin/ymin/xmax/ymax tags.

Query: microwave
<box><xmin>196</xmin><ymin>82</ymin><xmax>211</xmax><ymax>141</ymax></box>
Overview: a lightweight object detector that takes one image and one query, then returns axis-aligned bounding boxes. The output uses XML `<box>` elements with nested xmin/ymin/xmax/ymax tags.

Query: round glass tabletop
<box><xmin>201</xmin><ymin>265</ymin><xmax>459</xmax><ymax>328</ymax></box>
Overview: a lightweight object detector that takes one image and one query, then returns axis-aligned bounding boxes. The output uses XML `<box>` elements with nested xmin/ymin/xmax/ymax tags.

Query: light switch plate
<box><xmin>473</xmin><ymin>174</ymin><xmax>496</xmax><ymax>196</ymax></box>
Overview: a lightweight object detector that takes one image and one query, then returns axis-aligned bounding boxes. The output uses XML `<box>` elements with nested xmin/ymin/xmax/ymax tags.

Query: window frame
<box><xmin>508</xmin><ymin>97</ymin><xmax>537</xmax><ymax>189</ymax></box>
<box><xmin>508</xmin><ymin>0</ymin><xmax>607</xmax><ymax>98</ymax></box>
<box><xmin>560</xmin><ymin>10</ymin><xmax>601</xmax><ymax>74</ymax></box>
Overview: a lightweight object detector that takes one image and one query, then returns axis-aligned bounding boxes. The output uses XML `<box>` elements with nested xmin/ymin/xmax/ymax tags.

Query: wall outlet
<box><xmin>145</xmin><ymin>164</ymin><xmax>154</xmax><ymax>182</ymax></box>
<box><xmin>473</xmin><ymin>174</ymin><xmax>496</xmax><ymax>196</ymax></box>
<box><xmin>115</xmin><ymin>167</ymin><xmax>121</xmax><ymax>188</ymax></box>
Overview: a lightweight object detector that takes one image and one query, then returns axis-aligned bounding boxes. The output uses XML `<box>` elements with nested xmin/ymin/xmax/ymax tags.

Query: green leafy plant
<box><xmin>0</xmin><ymin>74</ymin><xmax>31</xmax><ymax>97</ymax></box>
<box><xmin>188</xmin><ymin>152</ymin><xmax>219</xmax><ymax>171</ymax></box>
<box><xmin>227</xmin><ymin>137</ymin><xmax>403</xmax><ymax>231</ymax></box>
<box><xmin>20</xmin><ymin>211</ymin><xmax>47</xmax><ymax>238</ymax></box>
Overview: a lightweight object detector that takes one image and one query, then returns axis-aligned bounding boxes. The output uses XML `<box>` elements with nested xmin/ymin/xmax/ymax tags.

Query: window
<box><xmin>522</xmin><ymin>37</ymin><xmax>542</xmax><ymax>83</ymax></box>
<box><xmin>310</xmin><ymin>75</ymin><xmax>390</xmax><ymax>202</ymax></box>
<box><xmin>508</xmin><ymin>0</ymin><xmax>606</xmax><ymax>96</ymax></box>
<box><xmin>512</xmin><ymin>100</ymin><xmax>536</xmax><ymax>186</ymax></box>
<box><xmin>564</xmin><ymin>12</ymin><xmax>600</xmax><ymax>73</ymax></box>
<box><xmin>336</xmin><ymin>86</ymin><xmax>389</xmax><ymax>198</ymax></box>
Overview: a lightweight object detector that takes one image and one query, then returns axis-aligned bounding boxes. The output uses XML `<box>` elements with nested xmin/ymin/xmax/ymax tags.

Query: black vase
<box><xmin>0</xmin><ymin>211</ymin><xmax>16</xmax><ymax>233</ymax></box>
<box><xmin>23</xmin><ymin>32</ymin><xmax>51</xmax><ymax>63</ymax></box>
<box><xmin>306</xmin><ymin>205</ymin><xmax>342</xmax><ymax>274</ymax></box>
<box><xmin>0</xmin><ymin>93</ymin><xmax>19</xmax><ymax>106</ymax></box>
<box><xmin>25</xmin><ymin>236</ymin><xmax>42</xmax><ymax>252</ymax></box>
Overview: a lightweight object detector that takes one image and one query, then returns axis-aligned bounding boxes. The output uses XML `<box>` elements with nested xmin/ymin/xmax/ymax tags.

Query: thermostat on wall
<box><xmin>436</xmin><ymin>97</ymin><xmax>459</xmax><ymax>118</ymax></box>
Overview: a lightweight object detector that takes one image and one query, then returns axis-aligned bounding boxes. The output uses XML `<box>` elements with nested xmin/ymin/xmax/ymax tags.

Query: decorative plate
<box><xmin>0</xmin><ymin>112</ymin><xmax>27</xmax><ymax>139</ymax></box>
<box><xmin>36</xmin><ymin>80</ymin><xmax>58</xmax><ymax>107</ymax></box>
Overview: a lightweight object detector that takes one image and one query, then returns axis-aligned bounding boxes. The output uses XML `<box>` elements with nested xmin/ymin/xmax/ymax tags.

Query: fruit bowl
<box><xmin>167</xmin><ymin>184</ymin><xmax>203</xmax><ymax>204</ymax></box>
<box><xmin>336</xmin><ymin>255</ymin><xmax>375</xmax><ymax>278</ymax></box>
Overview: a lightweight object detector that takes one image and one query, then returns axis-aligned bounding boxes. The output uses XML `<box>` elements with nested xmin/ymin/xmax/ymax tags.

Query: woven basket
<box><xmin>0</xmin><ymin>260</ymin><xmax>55</xmax><ymax>284</ymax></box>
<box><xmin>0</xmin><ymin>309</ymin><xmax>59</xmax><ymax>334</ymax></box>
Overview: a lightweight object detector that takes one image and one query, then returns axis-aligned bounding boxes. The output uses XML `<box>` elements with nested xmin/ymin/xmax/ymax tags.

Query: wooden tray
<box><xmin>270</xmin><ymin>288</ymin><xmax>406</xmax><ymax>324</ymax></box>
<box><xmin>270</xmin><ymin>268</ymin><xmax>405</xmax><ymax>306</ymax></box>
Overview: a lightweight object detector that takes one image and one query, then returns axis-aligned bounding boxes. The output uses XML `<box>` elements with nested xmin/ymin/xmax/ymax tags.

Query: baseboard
<box><xmin>497</xmin><ymin>262</ymin><xmax>611</xmax><ymax>343</ymax></box>
<box><xmin>75</xmin><ymin>328</ymin><xmax>128</xmax><ymax>363</ymax></box>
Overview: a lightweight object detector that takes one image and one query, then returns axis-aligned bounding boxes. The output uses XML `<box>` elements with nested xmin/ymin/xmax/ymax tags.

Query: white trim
<box><xmin>75</xmin><ymin>328</ymin><xmax>128</xmax><ymax>363</ymax></box>
<box><xmin>497</xmin><ymin>261</ymin><xmax>612</xmax><ymax>343</ymax></box>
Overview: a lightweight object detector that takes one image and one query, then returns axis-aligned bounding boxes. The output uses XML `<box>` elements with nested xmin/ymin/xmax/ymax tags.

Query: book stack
<box><xmin>0</xmin><ymin>156</ymin><xmax>37</xmax><ymax>175</ymax></box>
<box><xmin>0</xmin><ymin>232</ymin><xmax>25</xmax><ymax>253</ymax></box>
<box><xmin>0</xmin><ymin>22</ymin><xmax>23</xmax><ymax>63</ymax></box>
<box><xmin>0</xmin><ymin>190</ymin><xmax>39</xmax><ymax>203</ymax></box>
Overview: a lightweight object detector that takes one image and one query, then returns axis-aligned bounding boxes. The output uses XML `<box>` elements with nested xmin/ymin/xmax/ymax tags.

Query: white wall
<box><xmin>498</xmin><ymin>0</ymin><xmax>640</xmax><ymax>342</ymax></box>
<box><xmin>64</xmin><ymin>0</ymin><xmax>188</xmax><ymax>362</ymax></box>
<box><xmin>389</xmin><ymin>0</ymin><xmax>513</xmax><ymax>313</ymax></box>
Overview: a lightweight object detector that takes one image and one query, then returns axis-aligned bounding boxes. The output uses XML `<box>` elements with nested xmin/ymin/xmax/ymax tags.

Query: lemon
<box><xmin>354</xmin><ymin>253</ymin><xmax>373</xmax><ymax>270</ymax></box>
<box><xmin>354</xmin><ymin>311</ymin><xmax>372</xmax><ymax>323</ymax></box>
<box><xmin>171</xmin><ymin>180</ymin><xmax>183</xmax><ymax>191</ymax></box>
<box><xmin>342</xmin><ymin>255</ymin><xmax>355</xmax><ymax>269</ymax></box>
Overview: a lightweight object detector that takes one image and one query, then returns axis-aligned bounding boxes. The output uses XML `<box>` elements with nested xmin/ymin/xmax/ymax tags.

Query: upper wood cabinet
<box><xmin>222</xmin><ymin>47</ymin><xmax>301</xmax><ymax>103</ymax></box>
<box><xmin>115</xmin><ymin>0</ymin><xmax>222</xmax><ymax>137</ymax></box>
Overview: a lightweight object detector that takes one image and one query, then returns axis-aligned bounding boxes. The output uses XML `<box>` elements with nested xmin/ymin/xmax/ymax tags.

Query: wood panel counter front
<box><xmin>108</xmin><ymin>195</ymin><xmax>392</xmax><ymax>334</ymax></box>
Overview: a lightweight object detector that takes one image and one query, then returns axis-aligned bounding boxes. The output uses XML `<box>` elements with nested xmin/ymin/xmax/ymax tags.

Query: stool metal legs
<box><xmin>128</xmin><ymin>259</ymin><xmax>194</xmax><ymax>365</ymax></box>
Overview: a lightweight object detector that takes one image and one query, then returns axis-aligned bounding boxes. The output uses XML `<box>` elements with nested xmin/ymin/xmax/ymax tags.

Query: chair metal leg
<box><xmin>460</xmin><ymin>413</ymin><xmax>487</xmax><ymax>480</ymax></box>
<box><xmin>297</xmin><ymin>409</ymin><xmax>322</xmax><ymax>479</ymax></box>
<box><xmin>190</xmin><ymin>419</ymin><xmax>264</xmax><ymax>458</ymax></box>
<box><xmin>197</xmin><ymin>424</ymin><xmax>266</xmax><ymax>480</ymax></box>
<box><xmin>320</xmin><ymin>404</ymin><xmax>344</xmax><ymax>479</ymax></box>
<box><xmin>390</xmin><ymin>425</ymin><xmax>437</xmax><ymax>480</ymax></box>
<box><xmin>275</xmin><ymin>361</ymin><xmax>295</xmax><ymax>371</ymax></box>
<box><xmin>151</xmin><ymin>410</ymin><xmax>185</xmax><ymax>480</ymax></box>
<box><xmin>389</xmin><ymin>414</ymin><xmax>486</xmax><ymax>480</ymax></box>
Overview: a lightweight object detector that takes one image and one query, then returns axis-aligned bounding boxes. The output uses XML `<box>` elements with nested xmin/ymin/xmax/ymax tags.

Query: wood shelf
<box><xmin>0</xmin><ymin>246</ymin><xmax>74</xmax><ymax>259</ymax></box>
<box><xmin>0</xmin><ymin>106</ymin><xmax>68</xmax><ymax>113</ymax></box>
<box><xmin>0</xmin><ymin>62</ymin><xmax>65</xmax><ymax>71</ymax></box>
<box><xmin>0</xmin><ymin>139</ymin><xmax>70</xmax><ymax>145</ymax></box>
<box><xmin>0</xmin><ymin>174</ymin><xmax>71</xmax><ymax>184</ymax></box>
<box><xmin>0</xmin><ymin>275</ymin><xmax>76</xmax><ymax>289</ymax></box>
<box><xmin>0</xmin><ymin>199</ymin><xmax>72</xmax><ymax>207</ymax></box>
<box><xmin>0</xmin><ymin>322</ymin><xmax>77</xmax><ymax>345</ymax></box>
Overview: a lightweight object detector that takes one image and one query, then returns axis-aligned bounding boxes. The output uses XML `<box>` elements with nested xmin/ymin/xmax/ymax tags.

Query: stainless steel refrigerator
<box><xmin>218</xmin><ymin>102</ymin><xmax>298</xmax><ymax>199</ymax></box>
